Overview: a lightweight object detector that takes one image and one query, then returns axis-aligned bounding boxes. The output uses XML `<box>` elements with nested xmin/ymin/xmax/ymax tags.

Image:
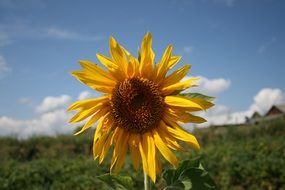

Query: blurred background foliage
<box><xmin>0</xmin><ymin>118</ymin><xmax>284</xmax><ymax>190</ymax></box>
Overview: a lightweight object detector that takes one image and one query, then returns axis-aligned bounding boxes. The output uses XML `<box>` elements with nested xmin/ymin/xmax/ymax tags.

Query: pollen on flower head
<box><xmin>111</xmin><ymin>77</ymin><xmax>165</xmax><ymax>134</ymax></box>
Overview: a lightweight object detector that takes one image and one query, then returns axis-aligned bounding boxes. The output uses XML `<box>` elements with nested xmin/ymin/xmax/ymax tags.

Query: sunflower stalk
<box><xmin>144</xmin><ymin>171</ymin><xmax>151</xmax><ymax>190</ymax></box>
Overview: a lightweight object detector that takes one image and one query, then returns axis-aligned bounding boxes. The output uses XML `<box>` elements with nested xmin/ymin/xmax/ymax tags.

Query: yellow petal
<box><xmin>168</xmin><ymin>56</ymin><xmax>181</xmax><ymax>70</ymax></box>
<box><xmin>156</xmin><ymin>124</ymin><xmax>184</xmax><ymax>151</ymax></box>
<box><xmin>112</xmin><ymin>136</ymin><xmax>129</xmax><ymax>172</ymax></box>
<box><xmin>67</xmin><ymin>96</ymin><xmax>110</xmax><ymax>111</ymax></box>
<box><xmin>74</xmin><ymin>106</ymin><xmax>110</xmax><ymax>135</ymax></box>
<box><xmin>69</xmin><ymin>103</ymin><xmax>107</xmax><ymax>123</ymax></box>
<box><xmin>129</xmin><ymin>134</ymin><xmax>141</xmax><ymax>170</ymax></box>
<box><xmin>168</xmin><ymin>127</ymin><xmax>200</xmax><ymax>150</ymax></box>
<box><xmin>127</xmin><ymin>55</ymin><xmax>139</xmax><ymax>78</ymax></box>
<box><xmin>139</xmin><ymin>32</ymin><xmax>154</xmax><ymax>79</ymax></box>
<box><xmin>162</xmin><ymin>77</ymin><xmax>199</xmax><ymax>95</ymax></box>
<box><xmin>96</xmin><ymin>53</ymin><xmax>118</xmax><ymax>70</ymax></box>
<box><xmin>70</xmin><ymin>71</ymin><xmax>114</xmax><ymax>93</ymax></box>
<box><xmin>110</xmin><ymin>127</ymin><xmax>124</xmax><ymax>171</ymax></box>
<box><xmin>139</xmin><ymin>134</ymin><xmax>149</xmax><ymax>178</ymax></box>
<box><xmin>163</xmin><ymin>118</ymin><xmax>200</xmax><ymax>150</ymax></box>
<box><xmin>79</xmin><ymin>60</ymin><xmax>117</xmax><ymax>81</ymax></box>
<box><xmin>121</xmin><ymin>45</ymin><xmax>140</xmax><ymax>78</ymax></box>
<box><xmin>153</xmin><ymin>129</ymin><xmax>178</xmax><ymax>168</ymax></box>
<box><xmin>99</xmin><ymin>133</ymin><xmax>113</xmax><ymax>164</ymax></box>
<box><xmin>109</xmin><ymin>36</ymin><xmax>128</xmax><ymax>76</ymax></box>
<box><xmin>110</xmin><ymin>127</ymin><xmax>120</xmax><ymax>145</ymax></box>
<box><xmin>93</xmin><ymin>116</ymin><xmax>107</xmax><ymax>143</ymax></box>
<box><xmin>161</xmin><ymin>65</ymin><xmax>191</xmax><ymax>88</ymax></box>
<box><xmin>146</xmin><ymin>132</ymin><xmax>156</xmax><ymax>182</ymax></box>
<box><xmin>179</xmin><ymin>113</ymin><xmax>206</xmax><ymax>123</ymax></box>
<box><xmin>165</xmin><ymin>95</ymin><xmax>205</xmax><ymax>110</ymax></box>
<box><xmin>120</xmin><ymin>45</ymin><xmax>132</xmax><ymax>58</ymax></box>
<box><xmin>93</xmin><ymin>118</ymin><xmax>108</xmax><ymax>159</ymax></box>
<box><xmin>113</xmin><ymin>132</ymin><xmax>129</xmax><ymax>172</ymax></box>
<box><xmin>93</xmin><ymin>133</ymin><xmax>108</xmax><ymax>160</ymax></box>
<box><xmin>166</xmin><ymin>108</ymin><xmax>206</xmax><ymax>124</ymax></box>
<box><xmin>96</xmin><ymin>53</ymin><xmax>126</xmax><ymax>81</ymax></box>
<box><xmin>71</xmin><ymin>71</ymin><xmax>115</xmax><ymax>86</ymax></box>
<box><xmin>154</xmin><ymin>45</ymin><xmax>173</xmax><ymax>82</ymax></box>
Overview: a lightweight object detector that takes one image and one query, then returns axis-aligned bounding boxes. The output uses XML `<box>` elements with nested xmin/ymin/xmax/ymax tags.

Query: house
<box><xmin>264</xmin><ymin>104</ymin><xmax>285</xmax><ymax>119</ymax></box>
<box><xmin>247</xmin><ymin>111</ymin><xmax>262</xmax><ymax>124</ymax></box>
<box><xmin>246</xmin><ymin>104</ymin><xmax>285</xmax><ymax>125</ymax></box>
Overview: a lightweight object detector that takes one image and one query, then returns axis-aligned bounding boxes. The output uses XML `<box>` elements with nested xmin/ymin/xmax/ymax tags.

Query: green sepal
<box><xmin>137</xmin><ymin>49</ymin><xmax>141</xmax><ymax>62</ymax></box>
<box><xmin>179</xmin><ymin>93</ymin><xmax>215</xmax><ymax>102</ymax></box>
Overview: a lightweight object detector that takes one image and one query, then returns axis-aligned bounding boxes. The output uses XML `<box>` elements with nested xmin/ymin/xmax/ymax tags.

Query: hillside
<box><xmin>0</xmin><ymin>118</ymin><xmax>284</xmax><ymax>190</ymax></box>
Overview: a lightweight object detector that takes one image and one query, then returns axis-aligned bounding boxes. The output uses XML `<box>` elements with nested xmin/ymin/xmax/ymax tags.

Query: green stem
<box><xmin>144</xmin><ymin>171</ymin><xmax>151</xmax><ymax>190</ymax></box>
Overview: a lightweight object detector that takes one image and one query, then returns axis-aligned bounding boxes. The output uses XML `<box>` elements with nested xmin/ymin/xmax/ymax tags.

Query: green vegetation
<box><xmin>193</xmin><ymin>118</ymin><xmax>285</xmax><ymax>190</ymax></box>
<box><xmin>0</xmin><ymin>118</ymin><xmax>284</xmax><ymax>190</ymax></box>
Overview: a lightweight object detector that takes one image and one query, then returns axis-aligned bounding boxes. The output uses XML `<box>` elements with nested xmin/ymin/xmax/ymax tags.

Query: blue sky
<box><xmin>0</xmin><ymin>0</ymin><xmax>284</xmax><ymax>137</ymax></box>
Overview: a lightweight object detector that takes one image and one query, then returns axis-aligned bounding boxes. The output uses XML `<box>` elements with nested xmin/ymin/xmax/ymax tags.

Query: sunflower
<box><xmin>68</xmin><ymin>32</ymin><xmax>213</xmax><ymax>182</ymax></box>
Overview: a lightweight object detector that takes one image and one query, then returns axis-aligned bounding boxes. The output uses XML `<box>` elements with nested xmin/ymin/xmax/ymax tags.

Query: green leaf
<box><xmin>179</xmin><ymin>93</ymin><xmax>215</xmax><ymax>102</ymax></box>
<box><xmin>182</xmin><ymin>168</ymin><xmax>216</xmax><ymax>190</ymax></box>
<box><xmin>97</xmin><ymin>173</ymin><xmax>134</xmax><ymax>190</ymax></box>
<box><xmin>162</xmin><ymin>157</ymin><xmax>217</xmax><ymax>190</ymax></box>
<box><xmin>164</xmin><ymin>180</ymin><xmax>185</xmax><ymax>190</ymax></box>
<box><xmin>163</xmin><ymin>169</ymin><xmax>177</xmax><ymax>185</ymax></box>
<box><xmin>174</xmin><ymin>159</ymin><xmax>200</xmax><ymax>180</ymax></box>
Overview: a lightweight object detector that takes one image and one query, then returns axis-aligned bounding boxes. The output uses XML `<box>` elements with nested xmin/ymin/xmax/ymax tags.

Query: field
<box><xmin>0</xmin><ymin>118</ymin><xmax>284</xmax><ymax>190</ymax></box>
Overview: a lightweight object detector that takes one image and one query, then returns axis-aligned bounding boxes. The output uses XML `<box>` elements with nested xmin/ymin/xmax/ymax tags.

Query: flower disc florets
<box><xmin>111</xmin><ymin>77</ymin><xmax>164</xmax><ymax>134</ymax></box>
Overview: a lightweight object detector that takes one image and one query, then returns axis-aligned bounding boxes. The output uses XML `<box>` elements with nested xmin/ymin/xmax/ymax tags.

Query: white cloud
<box><xmin>0</xmin><ymin>116</ymin><xmax>22</xmax><ymax>136</ymax></box>
<box><xmin>46</xmin><ymin>28</ymin><xmax>80</xmax><ymax>40</ymax></box>
<box><xmin>196</xmin><ymin>103</ymin><xmax>253</xmax><ymax>128</ymax></box>
<box><xmin>36</xmin><ymin>95</ymin><xmax>71</xmax><ymax>113</ymax></box>
<box><xmin>78</xmin><ymin>91</ymin><xmax>93</xmax><ymax>100</ymax></box>
<box><xmin>18</xmin><ymin>97</ymin><xmax>33</xmax><ymax>105</ymax></box>
<box><xmin>0</xmin><ymin>91</ymin><xmax>100</xmax><ymax>138</ymax></box>
<box><xmin>21</xmin><ymin>109</ymin><xmax>72</xmax><ymax>138</ymax></box>
<box><xmin>0</xmin><ymin>22</ymin><xmax>103</xmax><ymax>42</ymax></box>
<box><xmin>0</xmin><ymin>55</ymin><xmax>11</xmax><ymax>78</ymax></box>
<box><xmin>196</xmin><ymin>88</ymin><xmax>285</xmax><ymax>127</ymax></box>
<box><xmin>0</xmin><ymin>109</ymin><xmax>75</xmax><ymax>139</ymax></box>
<box><xmin>2</xmin><ymin>87</ymin><xmax>284</xmax><ymax>137</ymax></box>
<box><xmin>205</xmin><ymin>104</ymin><xmax>231</xmax><ymax>116</ymax></box>
<box><xmin>249</xmin><ymin>88</ymin><xmax>285</xmax><ymax>115</ymax></box>
<box><xmin>45</xmin><ymin>27</ymin><xmax>103</xmax><ymax>41</ymax></box>
<box><xmin>199</xmin><ymin>109</ymin><xmax>252</xmax><ymax>127</ymax></box>
<box><xmin>186</xmin><ymin>76</ymin><xmax>231</xmax><ymax>95</ymax></box>
<box><xmin>183</xmin><ymin>76</ymin><xmax>237</xmax><ymax>127</ymax></box>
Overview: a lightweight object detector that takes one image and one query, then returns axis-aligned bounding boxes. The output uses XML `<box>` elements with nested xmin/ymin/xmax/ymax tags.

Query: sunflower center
<box><xmin>111</xmin><ymin>77</ymin><xmax>164</xmax><ymax>134</ymax></box>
